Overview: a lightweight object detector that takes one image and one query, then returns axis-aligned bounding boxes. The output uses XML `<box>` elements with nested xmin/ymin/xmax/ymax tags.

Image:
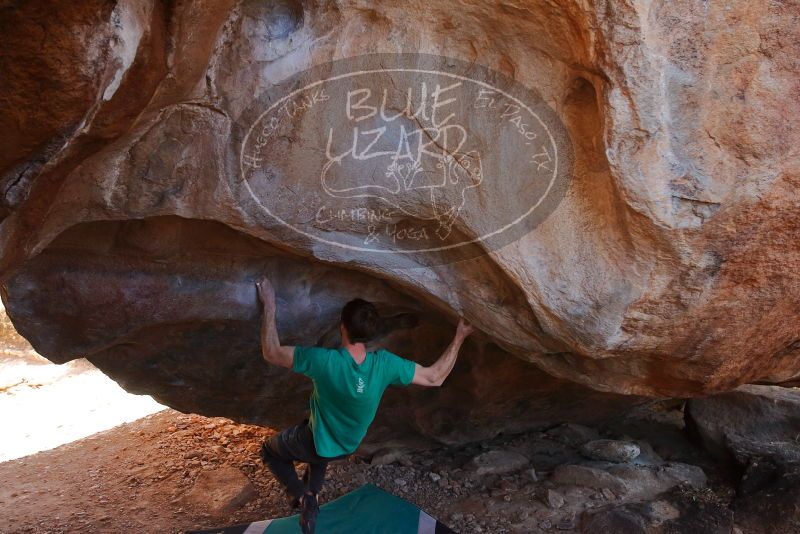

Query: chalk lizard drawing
<box><xmin>320</xmin><ymin>123</ymin><xmax>483</xmax><ymax>240</ymax></box>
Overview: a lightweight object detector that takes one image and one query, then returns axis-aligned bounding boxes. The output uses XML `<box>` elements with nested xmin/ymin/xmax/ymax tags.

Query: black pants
<box><xmin>260</xmin><ymin>420</ymin><xmax>348</xmax><ymax>500</ymax></box>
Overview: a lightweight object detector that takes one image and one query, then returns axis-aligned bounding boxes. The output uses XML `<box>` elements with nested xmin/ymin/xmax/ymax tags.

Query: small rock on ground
<box><xmin>581</xmin><ymin>439</ymin><xmax>641</xmax><ymax>463</ymax></box>
<box><xmin>184</xmin><ymin>466</ymin><xmax>255</xmax><ymax>515</ymax></box>
<box><xmin>467</xmin><ymin>449</ymin><xmax>529</xmax><ymax>476</ymax></box>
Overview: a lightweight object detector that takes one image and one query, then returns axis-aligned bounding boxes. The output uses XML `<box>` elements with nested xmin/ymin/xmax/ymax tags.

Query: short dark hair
<box><xmin>341</xmin><ymin>299</ymin><xmax>381</xmax><ymax>343</ymax></box>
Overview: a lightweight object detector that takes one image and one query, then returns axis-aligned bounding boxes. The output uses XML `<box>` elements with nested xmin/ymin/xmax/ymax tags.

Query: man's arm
<box><xmin>257</xmin><ymin>278</ymin><xmax>295</xmax><ymax>369</ymax></box>
<box><xmin>412</xmin><ymin>318</ymin><xmax>474</xmax><ymax>387</ymax></box>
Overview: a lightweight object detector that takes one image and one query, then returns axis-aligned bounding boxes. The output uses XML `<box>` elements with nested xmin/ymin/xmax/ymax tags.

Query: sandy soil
<box><xmin>0</xmin><ymin>304</ymin><xmax>163</xmax><ymax>463</ymax></box>
<box><xmin>0</xmin><ymin>351</ymin><xmax>164</xmax><ymax>463</ymax></box>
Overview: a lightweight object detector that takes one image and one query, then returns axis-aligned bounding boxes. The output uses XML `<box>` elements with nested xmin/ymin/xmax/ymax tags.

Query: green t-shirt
<box><xmin>292</xmin><ymin>346</ymin><xmax>416</xmax><ymax>458</ymax></box>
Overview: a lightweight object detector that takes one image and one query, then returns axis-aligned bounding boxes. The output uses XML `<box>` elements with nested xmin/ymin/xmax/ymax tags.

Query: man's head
<box><xmin>341</xmin><ymin>298</ymin><xmax>381</xmax><ymax>344</ymax></box>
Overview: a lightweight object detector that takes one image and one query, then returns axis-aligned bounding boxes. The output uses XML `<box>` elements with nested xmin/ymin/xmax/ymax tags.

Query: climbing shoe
<box><xmin>286</xmin><ymin>489</ymin><xmax>301</xmax><ymax>510</ymax></box>
<box><xmin>299</xmin><ymin>491</ymin><xmax>319</xmax><ymax>534</ymax></box>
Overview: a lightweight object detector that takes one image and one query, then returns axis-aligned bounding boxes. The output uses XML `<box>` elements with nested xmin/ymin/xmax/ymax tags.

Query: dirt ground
<box><xmin>0</xmin><ymin>409</ymin><xmax>489</xmax><ymax>533</ymax></box>
<box><xmin>1</xmin><ymin>405</ymin><xmax>522</xmax><ymax>533</ymax></box>
<box><xmin>1</xmin><ymin>410</ymin><xmax>271</xmax><ymax>533</ymax></box>
<box><xmin>0</xmin><ymin>405</ymin><xmax>735</xmax><ymax>534</ymax></box>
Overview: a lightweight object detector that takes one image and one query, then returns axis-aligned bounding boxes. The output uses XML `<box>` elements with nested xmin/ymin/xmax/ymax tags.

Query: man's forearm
<box><xmin>428</xmin><ymin>333</ymin><xmax>466</xmax><ymax>385</ymax></box>
<box><xmin>256</xmin><ymin>279</ymin><xmax>294</xmax><ymax>369</ymax></box>
<box><xmin>260</xmin><ymin>301</ymin><xmax>281</xmax><ymax>361</ymax></box>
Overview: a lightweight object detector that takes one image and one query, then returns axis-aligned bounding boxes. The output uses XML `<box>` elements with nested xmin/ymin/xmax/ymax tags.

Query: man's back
<box><xmin>292</xmin><ymin>346</ymin><xmax>416</xmax><ymax>457</ymax></box>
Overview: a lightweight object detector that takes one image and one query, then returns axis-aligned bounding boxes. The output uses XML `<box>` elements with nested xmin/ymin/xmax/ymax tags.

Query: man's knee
<box><xmin>260</xmin><ymin>438</ymin><xmax>281</xmax><ymax>464</ymax></box>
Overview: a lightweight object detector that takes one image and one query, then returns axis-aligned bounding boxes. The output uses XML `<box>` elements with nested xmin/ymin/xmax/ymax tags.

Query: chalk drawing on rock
<box><xmin>236</xmin><ymin>54</ymin><xmax>573</xmax><ymax>265</ymax></box>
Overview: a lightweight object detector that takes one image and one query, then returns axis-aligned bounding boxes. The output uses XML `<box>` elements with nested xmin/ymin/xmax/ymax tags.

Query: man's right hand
<box><xmin>456</xmin><ymin>318</ymin><xmax>475</xmax><ymax>339</ymax></box>
<box><xmin>411</xmin><ymin>317</ymin><xmax>474</xmax><ymax>387</ymax></box>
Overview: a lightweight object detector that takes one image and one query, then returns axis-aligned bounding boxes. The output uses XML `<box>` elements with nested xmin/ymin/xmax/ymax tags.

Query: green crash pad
<box><xmin>187</xmin><ymin>483</ymin><xmax>455</xmax><ymax>533</ymax></box>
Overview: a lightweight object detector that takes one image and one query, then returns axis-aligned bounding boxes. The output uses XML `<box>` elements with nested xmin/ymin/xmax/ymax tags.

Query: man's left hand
<box><xmin>256</xmin><ymin>277</ymin><xmax>276</xmax><ymax>309</ymax></box>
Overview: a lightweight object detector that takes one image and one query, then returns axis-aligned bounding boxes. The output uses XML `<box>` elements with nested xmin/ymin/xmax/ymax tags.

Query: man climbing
<box><xmin>256</xmin><ymin>277</ymin><xmax>474</xmax><ymax>533</ymax></box>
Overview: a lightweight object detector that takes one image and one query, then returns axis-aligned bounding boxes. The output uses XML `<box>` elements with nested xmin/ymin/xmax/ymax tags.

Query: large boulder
<box><xmin>0</xmin><ymin>1</ymin><xmax>798</xmax><ymax>442</ymax></box>
<box><xmin>551</xmin><ymin>462</ymin><xmax>706</xmax><ymax>500</ymax></box>
<box><xmin>582</xmin><ymin>490</ymin><xmax>733</xmax><ymax>534</ymax></box>
<box><xmin>686</xmin><ymin>385</ymin><xmax>800</xmax><ymax>465</ymax></box>
<box><xmin>687</xmin><ymin>387</ymin><xmax>800</xmax><ymax>534</ymax></box>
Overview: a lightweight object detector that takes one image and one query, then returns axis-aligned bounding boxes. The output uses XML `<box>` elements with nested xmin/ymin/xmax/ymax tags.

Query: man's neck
<box><xmin>342</xmin><ymin>342</ymin><xmax>367</xmax><ymax>363</ymax></box>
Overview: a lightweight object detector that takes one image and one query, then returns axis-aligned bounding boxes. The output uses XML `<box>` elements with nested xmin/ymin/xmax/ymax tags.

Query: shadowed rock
<box><xmin>2</xmin><ymin>217</ymin><xmax>641</xmax><ymax>447</ymax></box>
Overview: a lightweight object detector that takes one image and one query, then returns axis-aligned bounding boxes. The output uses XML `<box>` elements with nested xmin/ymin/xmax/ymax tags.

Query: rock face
<box><xmin>0</xmin><ymin>2</ymin><xmax>799</xmax><ymax>442</ymax></box>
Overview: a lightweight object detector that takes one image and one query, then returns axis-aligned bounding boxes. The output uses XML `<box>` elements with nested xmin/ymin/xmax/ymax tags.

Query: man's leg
<box><xmin>260</xmin><ymin>426</ymin><xmax>306</xmax><ymax>503</ymax></box>
<box><xmin>281</xmin><ymin>422</ymin><xmax>351</xmax><ymax>534</ymax></box>
<box><xmin>307</xmin><ymin>461</ymin><xmax>328</xmax><ymax>496</ymax></box>
<box><xmin>294</xmin><ymin>422</ymin><xmax>350</xmax><ymax>496</ymax></box>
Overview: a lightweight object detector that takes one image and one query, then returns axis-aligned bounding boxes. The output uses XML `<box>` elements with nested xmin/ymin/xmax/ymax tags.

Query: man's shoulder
<box><xmin>297</xmin><ymin>345</ymin><xmax>340</xmax><ymax>355</ymax></box>
<box><xmin>371</xmin><ymin>348</ymin><xmax>392</xmax><ymax>358</ymax></box>
<box><xmin>372</xmin><ymin>348</ymin><xmax>408</xmax><ymax>364</ymax></box>
<box><xmin>371</xmin><ymin>348</ymin><xmax>416</xmax><ymax>386</ymax></box>
<box><xmin>293</xmin><ymin>346</ymin><xmax>338</xmax><ymax>369</ymax></box>
<box><xmin>306</xmin><ymin>345</ymin><xmax>340</xmax><ymax>353</ymax></box>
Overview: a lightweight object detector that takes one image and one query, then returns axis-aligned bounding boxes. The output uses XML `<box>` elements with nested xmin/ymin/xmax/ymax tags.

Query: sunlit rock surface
<box><xmin>0</xmin><ymin>0</ymin><xmax>798</xmax><ymax>444</ymax></box>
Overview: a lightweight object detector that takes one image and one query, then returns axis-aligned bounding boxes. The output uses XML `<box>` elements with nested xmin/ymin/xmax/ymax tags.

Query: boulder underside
<box><xmin>0</xmin><ymin>0</ymin><xmax>798</xmax><ymax>445</ymax></box>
